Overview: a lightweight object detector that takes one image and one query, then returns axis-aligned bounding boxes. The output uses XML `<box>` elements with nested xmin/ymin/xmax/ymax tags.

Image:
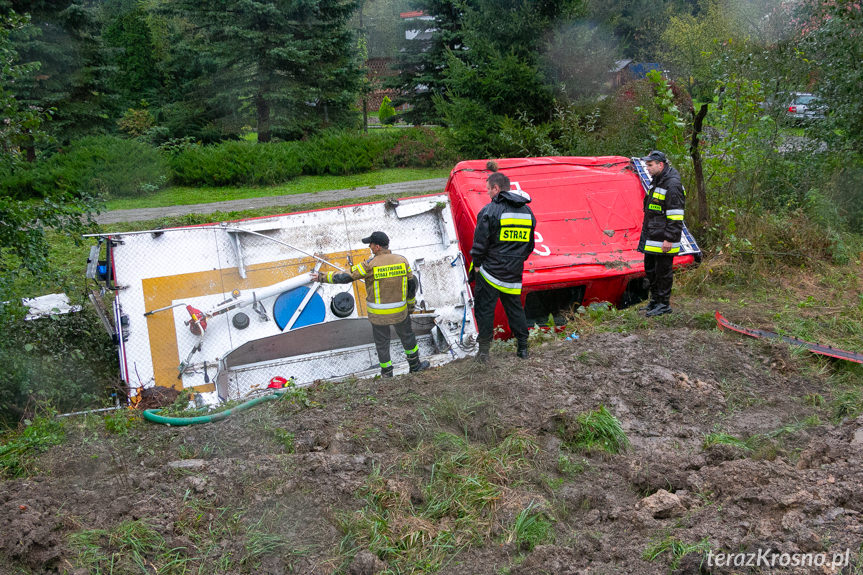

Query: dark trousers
<box><xmin>372</xmin><ymin>315</ymin><xmax>418</xmax><ymax>366</ymax></box>
<box><xmin>644</xmin><ymin>252</ymin><xmax>674</xmax><ymax>305</ymax></box>
<box><xmin>474</xmin><ymin>273</ymin><xmax>529</xmax><ymax>346</ymax></box>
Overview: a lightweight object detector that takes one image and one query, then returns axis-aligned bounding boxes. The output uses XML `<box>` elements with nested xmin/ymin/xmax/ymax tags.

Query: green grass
<box><xmin>105</xmin><ymin>167</ymin><xmax>450</xmax><ymax>210</ymax></box>
<box><xmin>0</xmin><ymin>412</ymin><xmax>65</xmax><ymax>478</ymax></box>
<box><xmin>643</xmin><ymin>535</ymin><xmax>711</xmax><ymax>571</ymax></box>
<box><xmin>70</xmin><ymin>519</ymin><xmax>191</xmax><ymax>575</ymax></box>
<box><xmin>337</xmin><ymin>430</ymin><xmax>541</xmax><ymax>573</ymax></box>
<box><xmin>558</xmin><ymin>406</ymin><xmax>630</xmax><ymax>455</ymax></box>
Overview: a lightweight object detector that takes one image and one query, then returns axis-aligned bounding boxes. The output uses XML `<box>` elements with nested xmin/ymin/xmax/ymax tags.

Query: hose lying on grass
<box><xmin>143</xmin><ymin>390</ymin><xmax>288</xmax><ymax>426</ymax></box>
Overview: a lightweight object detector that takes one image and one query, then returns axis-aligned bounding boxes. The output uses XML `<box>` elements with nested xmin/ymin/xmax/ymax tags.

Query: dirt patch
<box><xmin>1</xmin><ymin>327</ymin><xmax>861</xmax><ymax>574</ymax></box>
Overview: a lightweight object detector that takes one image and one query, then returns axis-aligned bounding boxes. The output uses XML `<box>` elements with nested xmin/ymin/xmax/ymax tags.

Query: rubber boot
<box><xmin>476</xmin><ymin>340</ymin><xmax>490</xmax><ymax>364</ymax></box>
<box><xmin>380</xmin><ymin>364</ymin><xmax>394</xmax><ymax>378</ymax></box>
<box><xmin>645</xmin><ymin>302</ymin><xmax>672</xmax><ymax>317</ymax></box>
<box><xmin>642</xmin><ymin>300</ymin><xmax>659</xmax><ymax>313</ymax></box>
<box><xmin>407</xmin><ymin>351</ymin><xmax>430</xmax><ymax>373</ymax></box>
<box><xmin>516</xmin><ymin>340</ymin><xmax>529</xmax><ymax>360</ymax></box>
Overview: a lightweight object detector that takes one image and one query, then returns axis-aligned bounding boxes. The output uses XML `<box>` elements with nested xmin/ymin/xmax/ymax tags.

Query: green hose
<box><xmin>143</xmin><ymin>390</ymin><xmax>287</xmax><ymax>426</ymax></box>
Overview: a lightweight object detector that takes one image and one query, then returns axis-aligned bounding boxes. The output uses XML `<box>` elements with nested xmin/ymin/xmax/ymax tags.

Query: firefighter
<box><xmin>469</xmin><ymin>164</ymin><xmax>537</xmax><ymax>362</ymax></box>
<box><xmin>637</xmin><ymin>150</ymin><xmax>685</xmax><ymax>317</ymax></box>
<box><xmin>312</xmin><ymin>231</ymin><xmax>429</xmax><ymax>377</ymax></box>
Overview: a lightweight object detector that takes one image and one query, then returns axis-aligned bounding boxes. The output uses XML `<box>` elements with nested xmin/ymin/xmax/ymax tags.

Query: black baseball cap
<box><xmin>641</xmin><ymin>150</ymin><xmax>667</xmax><ymax>163</ymax></box>
<box><xmin>361</xmin><ymin>231</ymin><xmax>389</xmax><ymax>246</ymax></box>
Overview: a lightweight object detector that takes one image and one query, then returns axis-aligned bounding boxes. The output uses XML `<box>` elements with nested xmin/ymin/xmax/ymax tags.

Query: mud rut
<box><xmin>2</xmin><ymin>327</ymin><xmax>861</xmax><ymax>574</ymax></box>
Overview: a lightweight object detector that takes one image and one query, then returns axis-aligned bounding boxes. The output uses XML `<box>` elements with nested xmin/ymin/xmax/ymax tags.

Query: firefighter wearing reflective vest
<box><xmin>313</xmin><ymin>231</ymin><xmax>429</xmax><ymax>377</ymax></box>
<box><xmin>469</xmin><ymin>165</ymin><xmax>537</xmax><ymax>363</ymax></box>
<box><xmin>637</xmin><ymin>150</ymin><xmax>685</xmax><ymax>317</ymax></box>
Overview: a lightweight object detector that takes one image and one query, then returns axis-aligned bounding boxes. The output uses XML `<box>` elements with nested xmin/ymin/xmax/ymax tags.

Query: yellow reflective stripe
<box><xmin>380</xmin><ymin>360</ymin><xmax>392</xmax><ymax>368</ymax></box>
<box><xmin>374</xmin><ymin>280</ymin><xmax>380</xmax><ymax>304</ymax></box>
<box><xmin>373</xmin><ymin>263</ymin><xmax>407</xmax><ymax>279</ymax></box>
<box><xmin>351</xmin><ymin>263</ymin><xmax>367</xmax><ymax>276</ymax></box>
<box><xmin>367</xmin><ymin>303</ymin><xmax>408</xmax><ymax>315</ymax></box>
<box><xmin>402</xmin><ymin>277</ymin><xmax>407</xmax><ymax>301</ymax></box>
<box><xmin>648</xmin><ymin>203</ymin><xmax>662</xmax><ymax>211</ymax></box>
<box><xmin>326</xmin><ymin>271</ymin><xmax>334</xmax><ymax>283</ymax></box>
<box><xmin>407</xmin><ymin>298</ymin><xmax>416</xmax><ymax>305</ymax></box>
<box><xmin>666</xmin><ymin>214</ymin><xmax>684</xmax><ymax>221</ymax></box>
<box><xmin>404</xmin><ymin>345</ymin><xmax>418</xmax><ymax>355</ymax></box>
<box><xmin>500</xmin><ymin>218</ymin><xmax>532</xmax><ymax>226</ymax></box>
<box><xmin>479</xmin><ymin>267</ymin><xmax>522</xmax><ymax>295</ymax></box>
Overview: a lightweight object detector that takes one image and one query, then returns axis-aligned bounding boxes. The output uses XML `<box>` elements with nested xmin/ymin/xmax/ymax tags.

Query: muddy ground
<box><xmin>1</xmin><ymin>322</ymin><xmax>862</xmax><ymax>574</ymax></box>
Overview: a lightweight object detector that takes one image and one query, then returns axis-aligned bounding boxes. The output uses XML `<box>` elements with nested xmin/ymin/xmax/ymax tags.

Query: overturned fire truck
<box><xmin>447</xmin><ymin>156</ymin><xmax>700</xmax><ymax>336</ymax></box>
<box><xmin>87</xmin><ymin>156</ymin><xmax>699</xmax><ymax>406</ymax></box>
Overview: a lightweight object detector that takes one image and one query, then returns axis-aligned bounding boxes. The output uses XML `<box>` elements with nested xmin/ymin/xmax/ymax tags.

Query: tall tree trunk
<box><xmin>690</xmin><ymin>103</ymin><xmax>709</xmax><ymax>226</ymax></box>
<box><xmin>256</xmin><ymin>93</ymin><xmax>271</xmax><ymax>143</ymax></box>
<box><xmin>363</xmin><ymin>98</ymin><xmax>368</xmax><ymax>133</ymax></box>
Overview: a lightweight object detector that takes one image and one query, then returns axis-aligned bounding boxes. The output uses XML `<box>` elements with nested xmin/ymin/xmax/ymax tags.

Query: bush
<box><xmin>168</xmin><ymin>140</ymin><xmax>304</xmax><ymax>186</ymax></box>
<box><xmin>167</xmin><ymin>129</ymin><xmax>454</xmax><ymax>186</ymax></box>
<box><xmin>1</xmin><ymin>136</ymin><xmax>168</xmax><ymax>199</ymax></box>
<box><xmin>384</xmin><ymin>127</ymin><xmax>457</xmax><ymax>168</ymax></box>
<box><xmin>0</xmin><ymin>307</ymin><xmax>118</xmax><ymax>426</ymax></box>
<box><xmin>378</xmin><ymin>96</ymin><xmax>396</xmax><ymax>125</ymax></box>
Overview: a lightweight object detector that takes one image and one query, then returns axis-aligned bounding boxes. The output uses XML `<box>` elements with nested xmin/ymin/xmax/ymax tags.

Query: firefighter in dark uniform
<box><xmin>469</xmin><ymin>165</ymin><xmax>537</xmax><ymax>362</ymax></box>
<box><xmin>313</xmin><ymin>231</ymin><xmax>429</xmax><ymax>377</ymax></box>
<box><xmin>637</xmin><ymin>150</ymin><xmax>685</xmax><ymax>317</ymax></box>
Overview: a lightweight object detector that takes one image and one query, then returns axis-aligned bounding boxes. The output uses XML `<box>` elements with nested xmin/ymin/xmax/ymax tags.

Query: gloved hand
<box><xmin>310</xmin><ymin>272</ymin><xmax>322</xmax><ymax>282</ymax></box>
<box><xmin>467</xmin><ymin>268</ymin><xmax>476</xmax><ymax>283</ymax></box>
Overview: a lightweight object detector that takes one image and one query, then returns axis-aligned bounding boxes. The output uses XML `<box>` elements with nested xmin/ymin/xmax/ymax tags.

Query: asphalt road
<box><xmin>95</xmin><ymin>177</ymin><xmax>450</xmax><ymax>225</ymax></box>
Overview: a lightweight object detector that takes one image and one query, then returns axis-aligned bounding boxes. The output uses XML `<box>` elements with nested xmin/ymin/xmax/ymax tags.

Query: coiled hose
<box><xmin>143</xmin><ymin>390</ymin><xmax>287</xmax><ymax>426</ymax></box>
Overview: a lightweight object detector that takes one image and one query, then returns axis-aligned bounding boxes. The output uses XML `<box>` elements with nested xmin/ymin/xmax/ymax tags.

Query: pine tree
<box><xmin>169</xmin><ymin>0</ymin><xmax>363</xmax><ymax>142</ymax></box>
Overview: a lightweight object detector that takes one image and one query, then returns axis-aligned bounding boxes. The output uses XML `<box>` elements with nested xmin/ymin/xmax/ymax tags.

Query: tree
<box><xmin>167</xmin><ymin>0</ymin><xmax>363</xmax><ymax>142</ymax></box>
<box><xmin>801</xmin><ymin>0</ymin><xmax>863</xmax><ymax>153</ymax></box>
<box><xmin>389</xmin><ymin>0</ymin><xmax>471</xmax><ymax>125</ymax></box>
<box><xmin>0</xmin><ymin>10</ymin><xmax>100</xmax><ymax>305</ymax></box>
<box><xmin>5</xmin><ymin>0</ymin><xmax>120</xmax><ymax>144</ymax></box>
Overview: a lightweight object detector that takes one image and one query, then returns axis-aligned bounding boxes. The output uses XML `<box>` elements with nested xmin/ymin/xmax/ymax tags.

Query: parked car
<box><xmin>786</xmin><ymin>92</ymin><xmax>827</xmax><ymax>121</ymax></box>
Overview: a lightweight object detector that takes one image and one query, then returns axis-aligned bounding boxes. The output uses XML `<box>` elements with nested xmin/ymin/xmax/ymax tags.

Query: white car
<box><xmin>787</xmin><ymin>92</ymin><xmax>826</xmax><ymax>121</ymax></box>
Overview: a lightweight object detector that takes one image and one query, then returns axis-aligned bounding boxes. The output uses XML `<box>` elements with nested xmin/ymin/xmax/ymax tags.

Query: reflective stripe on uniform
<box><xmin>643</xmin><ymin>240</ymin><xmax>681</xmax><ymax>253</ymax></box>
<box><xmin>652</xmin><ymin>187</ymin><xmax>667</xmax><ymax>200</ymax></box>
<box><xmin>367</xmin><ymin>300</ymin><xmax>408</xmax><ymax>314</ymax></box>
<box><xmin>402</xmin><ymin>276</ymin><xmax>407</xmax><ymax>302</ymax></box>
<box><xmin>351</xmin><ymin>262</ymin><xmax>367</xmax><ymax>276</ymax></box>
<box><xmin>499</xmin><ymin>212</ymin><xmax>532</xmax><ymax>226</ymax></box>
<box><xmin>373</xmin><ymin>280</ymin><xmax>381</xmax><ymax>303</ymax></box>
<box><xmin>666</xmin><ymin>209</ymin><xmax>684</xmax><ymax>221</ymax></box>
<box><xmin>648</xmin><ymin>203</ymin><xmax>662</xmax><ymax>211</ymax></box>
<box><xmin>326</xmin><ymin>271</ymin><xmax>334</xmax><ymax>283</ymax></box>
<box><xmin>380</xmin><ymin>360</ymin><xmax>392</xmax><ymax>368</ymax></box>
<box><xmin>479</xmin><ymin>266</ymin><xmax>522</xmax><ymax>295</ymax></box>
<box><xmin>404</xmin><ymin>345</ymin><xmax>418</xmax><ymax>355</ymax></box>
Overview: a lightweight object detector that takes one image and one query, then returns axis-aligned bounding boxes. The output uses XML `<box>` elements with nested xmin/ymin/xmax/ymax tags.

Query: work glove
<box><xmin>467</xmin><ymin>268</ymin><xmax>476</xmax><ymax>283</ymax></box>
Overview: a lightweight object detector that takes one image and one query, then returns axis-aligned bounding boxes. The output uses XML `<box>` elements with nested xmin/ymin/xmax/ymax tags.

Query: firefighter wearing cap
<box><xmin>312</xmin><ymin>231</ymin><xmax>429</xmax><ymax>377</ymax></box>
<box><xmin>637</xmin><ymin>150</ymin><xmax>685</xmax><ymax>317</ymax></box>
<box><xmin>470</xmin><ymin>168</ymin><xmax>537</xmax><ymax>362</ymax></box>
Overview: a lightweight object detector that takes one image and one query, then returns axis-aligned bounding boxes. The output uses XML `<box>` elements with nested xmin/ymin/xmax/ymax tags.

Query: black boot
<box><xmin>407</xmin><ymin>351</ymin><xmax>430</xmax><ymax>373</ymax></box>
<box><xmin>476</xmin><ymin>340</ymin><xmax>490</xmax><ymax>363</ymax></box>
<box><xmin>380</xmin><ymin>364</ymin><xmax>394</xmax><ymax>378</ymax></box>
<box><xmin>645</xmin><ymin>302</ymin><xmax>672</xmax><ymax>317</ymax></box>
<box><xmin>516</xmin><ymin>340</ymin><xmax>529</xmax><ymax>359</ymax></box>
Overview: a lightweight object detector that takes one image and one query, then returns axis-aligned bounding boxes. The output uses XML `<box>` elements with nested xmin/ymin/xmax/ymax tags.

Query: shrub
<box><xmin>0</xmin><ymin>307</ymin><xmax>117</xmax><ymax>426</ymax></box>
<box><xmin>378</xmin><ymin>96</ymin><xmax>396</xmax><ymax>125</ymax></box>
<box><xmin>117</xmin><ymin>108</ymin><xmax>155</xmax><ymax>138</ymax></box>
<box><xmin>2</xmin><ymin>136</ymin><xmax>168</xmax><ymax>199</ymax></box>
<box><xmin>168</xmin><ymin>140</ymin><xmax>304</xmax><ymax>186</ymax></box>
<box><xmin>383</xmin><ymin>127</ymin><xmax>457</xmax><ymax>168</ymax></box>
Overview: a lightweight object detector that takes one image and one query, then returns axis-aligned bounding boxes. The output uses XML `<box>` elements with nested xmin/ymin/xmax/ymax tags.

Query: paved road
<box><xmin>95</xmin><ymin>177</ymin><xmax>450</xmax><ymax>225</ymax></box>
